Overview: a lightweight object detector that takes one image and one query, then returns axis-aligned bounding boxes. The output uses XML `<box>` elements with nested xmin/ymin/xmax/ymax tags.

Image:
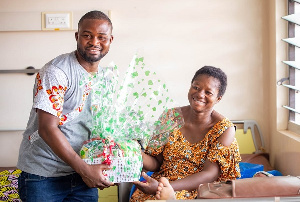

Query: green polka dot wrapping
<box><xmin>90</xmin><ymin>55</ymin><xmax>183</xmax><ymax>144</ymax></box>
<box><xmin>80</xmin><ymin>55</ymin><xmax>184</xmax><ymax>182</ymax></box>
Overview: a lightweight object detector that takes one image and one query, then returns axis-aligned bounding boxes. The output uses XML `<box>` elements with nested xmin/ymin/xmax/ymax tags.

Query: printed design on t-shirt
<box><xmin>58</xmin><ymin>73</ymin><xmax>94</xmax><ymax>125</ymax></box>
<box><xmin>35</xmin><ymin>73</ymin><xmax>43</xmax><ymax>97</ymax></box>
<box><xmin>59</xmin><ymin>114</ymin><xmax>67</xmax><ymax>125</ymax></box>
<box><xmin>46</xmin><ymin>85</ymin><xmax>67</xmax><ymax>118</ymax></box>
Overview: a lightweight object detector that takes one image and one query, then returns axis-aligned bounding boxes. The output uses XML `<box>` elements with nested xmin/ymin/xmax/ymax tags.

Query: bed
<box><xmin>232</xmin><ymin>120</ymin><xmax>280</xmax><ymax>178</ymax></box>
<box><xmin>0</xmin><ymin>120</ymin><xmax>277</xmax><ymax>202</ymax></box>
<box><xmin>118</xmin><ymin>119</ymin><xmax>280</xmax><ymax>202</ymax></box>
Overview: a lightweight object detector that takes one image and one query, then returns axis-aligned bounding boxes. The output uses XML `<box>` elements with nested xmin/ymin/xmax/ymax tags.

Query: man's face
<box><xmin>75</xmin><ymin>19</ymin><xmax>113</xmax><ymax>64</ymax></box>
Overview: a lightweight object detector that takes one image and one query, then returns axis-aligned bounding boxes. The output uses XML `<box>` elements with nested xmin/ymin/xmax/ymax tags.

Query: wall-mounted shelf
<box><xmin>0</xmin><ymin>66</ymin><xmax>39</xmax><ymax>75</ymax></box>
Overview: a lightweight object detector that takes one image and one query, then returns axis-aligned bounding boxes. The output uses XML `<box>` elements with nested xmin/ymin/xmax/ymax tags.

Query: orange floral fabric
<box><xmin>130</xmin><ymin>118</ymin><xmax>241</xmax><ymax>201</ymax></box>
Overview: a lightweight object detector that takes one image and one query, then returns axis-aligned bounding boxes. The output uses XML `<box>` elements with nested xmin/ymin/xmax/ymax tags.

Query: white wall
<box><xmin>0</xmin><ymin>0</ymin><xmax>272</xmax><ymax>166</ymax></box>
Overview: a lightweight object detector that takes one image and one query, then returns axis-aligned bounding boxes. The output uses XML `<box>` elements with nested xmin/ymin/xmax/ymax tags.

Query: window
<box><xmin>281</xmin><ymin>0</ymin><xmax>300</xmax><ymax>129</ymax></box>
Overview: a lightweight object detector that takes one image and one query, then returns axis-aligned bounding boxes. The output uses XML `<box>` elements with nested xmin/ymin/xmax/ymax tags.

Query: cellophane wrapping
<box><xmin>80</xmin><ymin>55</ymin><xmax>184</xmax><ymax>183</ymax></box>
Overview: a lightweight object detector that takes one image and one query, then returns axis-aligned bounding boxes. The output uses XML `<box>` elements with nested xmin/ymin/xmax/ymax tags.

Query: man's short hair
<box><xmin>78</xmin><ymin>10</ymin><xmax>113</xmax><ymax>31</ymax></box>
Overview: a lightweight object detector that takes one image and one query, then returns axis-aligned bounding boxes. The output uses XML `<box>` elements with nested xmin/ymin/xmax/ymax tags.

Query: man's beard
<box><xmin>77</xmin><ymin>45</ymin><xmax>108</xmax><ymax>63</ymax></box>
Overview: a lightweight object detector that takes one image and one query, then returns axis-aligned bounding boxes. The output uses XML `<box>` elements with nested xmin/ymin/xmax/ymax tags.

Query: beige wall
<box><xmin>0</xmin><ymin>0</ymin><xmax>298</xmax><ymax>175</ymax></box>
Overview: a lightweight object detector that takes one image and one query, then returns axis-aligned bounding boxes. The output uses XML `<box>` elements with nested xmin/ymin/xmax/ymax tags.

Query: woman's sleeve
<box><xmin>207</xmin><ymin>135</ymin><xmax>242</xmax><ymax>181</ymax></box>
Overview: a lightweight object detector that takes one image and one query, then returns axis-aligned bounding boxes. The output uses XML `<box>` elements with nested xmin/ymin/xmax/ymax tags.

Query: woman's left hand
<box><xmin>132</xmin><ymin>172</ymin><xmax>159</xmax><ymax>195</ymax></box>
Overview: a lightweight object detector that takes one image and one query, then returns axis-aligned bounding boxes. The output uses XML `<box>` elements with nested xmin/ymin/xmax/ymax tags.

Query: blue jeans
<box><xmin>18</xmin><ymin>171</ymin><xmax>98</xmax><ymax>202</ymax></box>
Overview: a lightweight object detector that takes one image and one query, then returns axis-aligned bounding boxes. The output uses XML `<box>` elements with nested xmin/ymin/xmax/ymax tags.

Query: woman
<box><xmin>130</xmin><ymin>66</ymin><xmax>241</xmax><ymax>201</ymax></box>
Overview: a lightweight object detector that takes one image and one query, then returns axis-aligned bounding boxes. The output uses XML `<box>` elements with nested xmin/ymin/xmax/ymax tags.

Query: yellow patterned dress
<box><xmin>130</xmin><ymin>117</ymin><xmax>241</xmax><ymax>201</ymax></box>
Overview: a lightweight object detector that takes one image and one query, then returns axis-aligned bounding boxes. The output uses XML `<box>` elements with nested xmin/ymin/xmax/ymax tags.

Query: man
<box><xmin>17</xmin><ymin>10</ymin><xmax>114</xmax><ymax>201</ymax></box>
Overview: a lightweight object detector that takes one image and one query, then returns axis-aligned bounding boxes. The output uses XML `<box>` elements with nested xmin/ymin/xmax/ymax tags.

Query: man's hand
<box><xmin>37</xmin><ymin>109</ymin><xmax>114</xmax><ymax>190</ymax></box>
<box><xmin>80</xmin><ymin>164</ymin><xmax>114</xmax><ymax>190</ymax></box>
<box><xmin>132</xmin><ymin>172</ymin><xmax>158</xmax><ymax>195</ymax></box>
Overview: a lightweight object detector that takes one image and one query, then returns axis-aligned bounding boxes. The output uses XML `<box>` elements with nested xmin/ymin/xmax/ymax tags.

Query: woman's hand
<box><xmin>132</xmin><ymin>172</ymin><xmax>159</xmax><ymax>195</ymax></box>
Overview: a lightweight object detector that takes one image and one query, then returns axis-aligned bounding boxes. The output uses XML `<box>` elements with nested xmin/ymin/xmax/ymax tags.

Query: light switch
<box><xmin>42</xmin><ymin>12</ymin><xmax>72</xmax><ymax>30</ymax></box>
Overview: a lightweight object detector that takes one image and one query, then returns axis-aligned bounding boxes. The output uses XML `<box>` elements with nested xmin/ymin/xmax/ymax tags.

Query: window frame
<box><xmin>288</xmin><ymin>0</ymin><xmax>296</xmax><ymax>122</ymax></box>
<box><xmin>286</xmin><ymin>0</ymin><xmax>300</xmax><ymax>133</ymax></box>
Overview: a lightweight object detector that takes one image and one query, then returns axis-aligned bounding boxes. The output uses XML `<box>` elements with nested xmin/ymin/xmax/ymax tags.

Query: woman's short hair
<box><xmin>191</xmin><ymin>66</ymin><xmax>227</xmax><ymax>97</ymax></box>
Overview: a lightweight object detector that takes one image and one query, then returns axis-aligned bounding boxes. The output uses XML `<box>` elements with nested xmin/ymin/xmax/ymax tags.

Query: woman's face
<box><xmin>188</xmin><ymin>74</ymin><xmax>222</xmax><ymax>113</ymax></box>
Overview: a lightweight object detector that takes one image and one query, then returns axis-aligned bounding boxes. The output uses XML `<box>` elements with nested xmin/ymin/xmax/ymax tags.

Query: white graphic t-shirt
<box><xmin>17</xmin><ymin>51</ymin><xmax>107</xmax><ymax>177</ymax></box>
